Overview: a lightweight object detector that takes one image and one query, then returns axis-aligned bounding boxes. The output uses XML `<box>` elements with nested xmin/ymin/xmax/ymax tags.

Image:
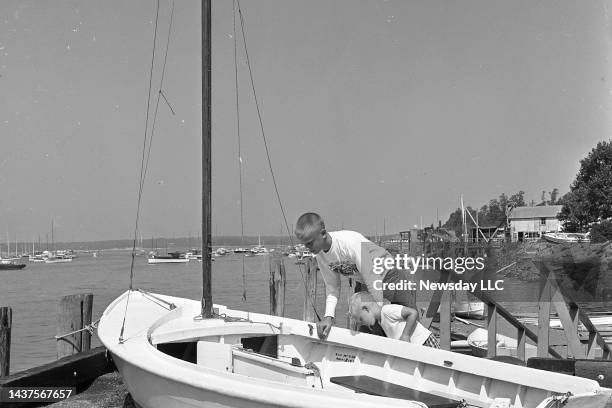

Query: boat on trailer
<box><xmin>98</xmin><ymin>290</ymin><xmax>612</xmax><ymax>408</ymax></box>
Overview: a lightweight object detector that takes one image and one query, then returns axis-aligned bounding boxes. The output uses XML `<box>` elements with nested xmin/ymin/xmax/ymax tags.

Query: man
<box><xmin>295</xmin><ymin>212</ymin><xmax>416</xmax><ymax>339</ymax></box>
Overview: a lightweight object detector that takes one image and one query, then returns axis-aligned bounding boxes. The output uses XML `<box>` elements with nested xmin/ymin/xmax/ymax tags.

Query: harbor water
<box><xmin>0</xmin><ymin>250</ymin><xmax>543</xmax><ymax>373</ymax></box>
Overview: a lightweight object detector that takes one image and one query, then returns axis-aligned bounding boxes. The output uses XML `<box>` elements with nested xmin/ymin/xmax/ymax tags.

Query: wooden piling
<box><xmin>486</xmin><ymin>303</ymin><xmax>497</xmax><ymax>357</ymax></box>
<box><xmin>269</xmin><ymin>256</ymin><xmax>286</xmax><ymax>317</ymax></box>
<box><xmin>0</xmin><ymin>307</ymin><xmax>11</xmax><ymax>377</ymax></box>
<box><xmin>302</xmin><ymin>257</ymin><xmax>318</xmax><ymax>322</ymax></box>
<box><xmin>57</xmin><ymin>293</ymin><xmax>93</xmax><ymax>359</ymax></box>
<box><xmin>439</xmin><ymin>291</ymin><xmax>451</xmax><ymax>350</ymax></box>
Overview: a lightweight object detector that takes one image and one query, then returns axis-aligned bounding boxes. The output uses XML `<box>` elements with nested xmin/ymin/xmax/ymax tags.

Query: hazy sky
<box><xmin>1</xmin><ymin>0</ymin><xmax>611</xmax><ymax>242</ymax></box>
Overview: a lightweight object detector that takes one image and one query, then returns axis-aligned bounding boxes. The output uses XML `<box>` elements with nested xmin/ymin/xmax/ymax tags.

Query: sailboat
<box><xmin>45</xmin><ymin>220</ymin><xmax>73</xmax><ymax>263</ymax></box>
<box><xmin>97</xmin><ymin>2</ymin><xmax>612</xmax><ymax>408</ymax></box>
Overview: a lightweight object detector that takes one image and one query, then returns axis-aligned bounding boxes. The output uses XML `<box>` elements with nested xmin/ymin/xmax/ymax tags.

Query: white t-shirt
<box><xmin>316</xmin><ymin>230</ymin><xmax>391</xmax><ymax>317</ymax></box>
<box><xmin>380</xmin><ymin>304</ymin><xmax>431</xmax><ymax>345</ymax></box>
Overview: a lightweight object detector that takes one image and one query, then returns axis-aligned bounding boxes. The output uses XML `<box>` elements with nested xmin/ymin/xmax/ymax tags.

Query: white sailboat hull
<box><xmin>98</xmin><ymin>291</ymin><xmax>612</xmax><ymax>408</ymax></box>
<box><xmin>148</xmin><ymin>258</ymin><xmax>190</xmax><ymax>264</ymax></box>
<box><xmin>45</xmin><ymin>257</ymin><xmax>73</xmax><ymax>263</ymax></box>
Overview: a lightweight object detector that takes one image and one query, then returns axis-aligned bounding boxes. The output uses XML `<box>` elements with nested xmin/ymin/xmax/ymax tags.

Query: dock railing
<box><xmin>269</xmin><ymin>250</ymin><xmax>612</xmax><ymax>362</ymax></box>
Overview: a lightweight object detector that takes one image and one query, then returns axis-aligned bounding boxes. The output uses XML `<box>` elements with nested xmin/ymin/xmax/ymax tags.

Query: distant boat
<box><xmin>45</xmin><ymin>253</ymin><xmax>74</xmax><ymax>264</ymax></box>
<box><xmin>543</xmin><ymin>232</ymin><xmax>590</xmax><ymax>244</ymax></box>
<box><xmin>186</xmin><ymin>249</ymin><xmax>202</xmax><ymax>260</ymax></box>
<box><xmin>148</xmin><ymin>251</ymin><xmax>189</xmax><ymax>264</ymax></box>
<box><xmin>467</xmin><ymin>328</ymin><xmax>537</xmax><ymax>359</ymax></box>
<box><xmin>0</xmin><ymin>260</ymin><xmax>26</xmax><ymax>270</ymax></box>
<box><xmin>214</xmin><ymin>248</ymin><xmax>229</xmax><ymax>257</ymax></box>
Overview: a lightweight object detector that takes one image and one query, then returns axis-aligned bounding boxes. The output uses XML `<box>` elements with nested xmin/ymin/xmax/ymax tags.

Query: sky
<box><xmin>1</xmin><ymin>0</ymin><xmax>611</xmax><ymax>242</ymax></box>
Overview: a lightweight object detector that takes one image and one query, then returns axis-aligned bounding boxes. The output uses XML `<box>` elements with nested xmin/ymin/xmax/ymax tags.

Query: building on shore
<box><xmin>508</xmin><ymin>205</ymin><xmax>563</xmax><ymax>242</ymax></box>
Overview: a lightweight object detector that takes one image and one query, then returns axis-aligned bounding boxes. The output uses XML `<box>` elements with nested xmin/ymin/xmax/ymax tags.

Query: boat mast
<box><xmin>201</xmin><ymin>0</ymin><xmax>213</xmax><ymax>318</ymax></box>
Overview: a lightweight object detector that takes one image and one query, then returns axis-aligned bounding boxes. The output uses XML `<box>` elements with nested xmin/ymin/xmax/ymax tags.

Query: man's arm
<box><xmin>317</xmin><ymin>261</ymin><xmax>340</xmax><ymax>339</ymax></box>
<box><xmin>319</xmin><ymin>261</ymin><xmax>341</xmax><ymax>318</ymax></box>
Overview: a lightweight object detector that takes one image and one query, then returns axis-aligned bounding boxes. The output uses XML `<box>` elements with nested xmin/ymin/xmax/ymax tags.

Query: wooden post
<box><xmin>302</xmin><ymin>258</ymin><xmax>318</xmax><ymax>322</ymax></box>
<box><xmin>439</xmin><ymin>291</ymin><xmax>451</xmax><ymax>350</ymax></box>
<box><xmin>57</xmin><ymin>293</ymin><xmax>93</xmax><ymax>359</ymax></box>
<box><xmin>487</xmin><ymin>303</ymin><xmax>497</xmax><ymax>357</ymax></box>
<box><xmin>0</xmin><ymin>307</ymin><xmax>11</xmax><ymax>376</ymax></box>
<box><xmin>537</xmin><ymin>274</ymin><xmax>552</xmax><ymax>358</ymax></box>
<box><xmin>517</xmin><ymin>327</ymin><xmax>526</xmax><ymax>361</ymax></box>
<box><xmin>269</xmin><ymin>256</ymin><xmax>286</xmax><ymax>317</ymax></box>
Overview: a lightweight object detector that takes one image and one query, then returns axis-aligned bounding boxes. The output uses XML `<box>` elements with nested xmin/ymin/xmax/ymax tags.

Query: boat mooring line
<box><xmin>55</xmin><ymin>318</ymin><xmax>101</xmax><ymax>340</ymax></box>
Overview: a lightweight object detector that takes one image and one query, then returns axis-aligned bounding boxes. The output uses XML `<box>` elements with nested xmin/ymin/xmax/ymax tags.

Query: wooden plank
<box><xmin>538</xmin><ymin>261</ymin><xmax>612</xmax><ymax>358</ymax></box>
<box><xmin>487</xmin><ymin>303</ymin><xmax>497</xmax><ymax>358</ymax></box>
<box><xmin>0</xmin><ymin>346</ymin><xmax>114</xmax><ymax>389</ymax></box>
<box><xmin>550</xmin><ymin>287</ymin><xmax>586</xmax><ymax>358</ymax></box>
<box><xmin>439</xmin><ymin>291</ymin><xmax>451</xmax><ymax>350</ymax></box>
<box><xmin>329</xmin><ymin>375</ymin><xmax>460</xmax><ymax>408</ymax></box>
<box><xmin>57</xmin><ymin>293</ymin><xmax>93</xmax><ymax>359</ymax></box>
<box><xmin>517</xmin><ymin>327</ymin><xmax>526</xmax><ymax>361</ymax></box>
<box><xmin>269</xmin><ymin>256</ymin><xmax>286</xmax><ymax>317</ymax></box>
<box><xmin>302</xmin><ymin>258</ymin><xmax>318</xmax><ymax>322</ymax></box>
<box><xmin>0</xmin><ymin>307</ymin><xmax>11</xmax><ymax>377</ymax></box>
<box><xmin>537</xmin><ymin>274</ymin><xmax>552</xmax><ymax>358</ymax></box>
<box><xmin>451</xmin><ymin>272</ymin><xmax>562</xmax><ymax>358</ymax></box>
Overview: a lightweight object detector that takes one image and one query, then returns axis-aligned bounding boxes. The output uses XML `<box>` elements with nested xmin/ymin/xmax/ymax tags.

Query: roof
<box><xmin>508</xmin><ymin>205</ymin><xmax>563</xmax><ymax>219</ymax></box>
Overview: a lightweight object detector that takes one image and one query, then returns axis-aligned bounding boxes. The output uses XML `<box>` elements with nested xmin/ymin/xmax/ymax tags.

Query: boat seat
<box><xmin>329</xmin><ymin>376</ymin><xmax>461</xmax><ymax>408</ymax></box>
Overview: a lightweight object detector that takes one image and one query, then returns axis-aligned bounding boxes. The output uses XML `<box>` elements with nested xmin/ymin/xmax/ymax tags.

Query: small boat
<box><xmin>148</xmin><ymin>251</ymin><xmax>189</xmax><ymax>264</ymax></box>
<box><xmin>45</xmin><ymin>252</ymin><xmax>74</xmax><ymax>263</ymax></box>
<box><xmin>99</xmin><ymin>291</ymin><xmax>611</xmax><ymax>408</ymax></box>
<box><xmin>0</xmin><ymin>261</ymin><xmax>26</xmax><ymax>270</ymax></box>
<box><xmin>453</xmin><ymin>301</ymin><xmax>486</xmax><ymax>319</ymax></box>
<box><xmin>467</xmin><ymin>328</ymin><xmax>538</xmax><ymax>360</ymax></box>
<box><xmin>214</xmin><ymin>247</ymin><xmax>229</xmax><ymax>257</ymax></box>
<box><xmin>543</xmin><ymin>232</ymin><xmax>590</xmax><ymax>244</ymax></box>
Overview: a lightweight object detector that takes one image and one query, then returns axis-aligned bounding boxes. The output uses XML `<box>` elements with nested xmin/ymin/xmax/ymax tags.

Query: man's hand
<box><xmin>317</xmin><ymin>316</ymin><xmax>334</xmax><ymax>339</ymax></box>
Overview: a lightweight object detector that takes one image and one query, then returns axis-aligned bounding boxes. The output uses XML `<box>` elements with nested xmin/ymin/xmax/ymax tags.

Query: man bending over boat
<box><xmin>295</xmin><ymin>212</ymin><xmax>416</xmax><ymax>339</ymax></box>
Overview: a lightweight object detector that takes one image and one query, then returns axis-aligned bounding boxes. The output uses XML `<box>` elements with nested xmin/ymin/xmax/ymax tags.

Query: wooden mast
<box><xmin>201</xmin><ymin>0</ymin><xmax>213</xmax><ymax>318</ymax></box>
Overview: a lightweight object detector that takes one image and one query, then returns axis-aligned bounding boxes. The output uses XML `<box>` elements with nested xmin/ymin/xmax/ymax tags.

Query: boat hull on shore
<box><xmin>98</xmin><ymin>291</ymin><xmax>611</xmax><ymax>408</ymax></box>
<box><xmin>467</xmin><ymin>328</ymin><xmax>538</xmax><ymax>360</ymax></box>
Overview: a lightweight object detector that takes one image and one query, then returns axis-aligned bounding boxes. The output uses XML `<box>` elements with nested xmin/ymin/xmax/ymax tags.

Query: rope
<box><xmin>121</xmin><ymin>0</ymin><xmax>175</xmax><ymax>343</ymax></box>
<box><xmin>55</xmin><ymin>318</ymin><xmax>101</xmax><ymax>340</ymax></box>
<box><xmin>234</xmin><ymin>0</ymin><xmax>320</xmax><ymax>321</ymax></box>
<box><xmin>232</xmin><ymin>0</ymin><xmax>247</xmax><ymax>302</ymax></box>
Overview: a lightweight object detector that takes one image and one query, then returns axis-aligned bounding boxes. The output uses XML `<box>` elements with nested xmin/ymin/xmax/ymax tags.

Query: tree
<box><xmin>559</xmin><ymin>140</ymin><xmax>612</xmax><ymax>231</ymax></box>
<box><xmin>591</xmin><ymin>220</ymin><xmax>612</xmax><ymax>243</ymax></box>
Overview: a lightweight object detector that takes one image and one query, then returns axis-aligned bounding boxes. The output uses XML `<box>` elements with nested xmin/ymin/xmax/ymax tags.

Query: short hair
<box><xmin>295</xmin><ymin>212</ymin><xmax>326</xmax><ymax>237</ymax></box>
<box><xmin>348</xmin><ymin>291</ymin><xmax>376</xmax><ymax>317</ymax></box>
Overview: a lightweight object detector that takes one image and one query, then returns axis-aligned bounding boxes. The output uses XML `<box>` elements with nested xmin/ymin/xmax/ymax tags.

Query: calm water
<box><xmin>0</xmin><ymin>251</ymin><xmax>542</xmax><ymax>373</ymax></box>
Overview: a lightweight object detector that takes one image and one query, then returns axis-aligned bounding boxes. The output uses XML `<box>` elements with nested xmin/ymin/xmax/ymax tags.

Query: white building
<box><xmin>508</xmin><ymin>205</ymin><xmax>563</xmax><ymax>242</ymax></box>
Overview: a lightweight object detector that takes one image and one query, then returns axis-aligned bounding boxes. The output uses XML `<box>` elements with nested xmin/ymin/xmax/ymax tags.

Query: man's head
<box><xmin>295</xmin><ymin>212</ymin><xmax>328</xmax><ymax>254</ymax></box>
<box><xmin>349</xmin><ymin>292</ymin><xmax>380</xmax><ymax>328</ymax></box>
